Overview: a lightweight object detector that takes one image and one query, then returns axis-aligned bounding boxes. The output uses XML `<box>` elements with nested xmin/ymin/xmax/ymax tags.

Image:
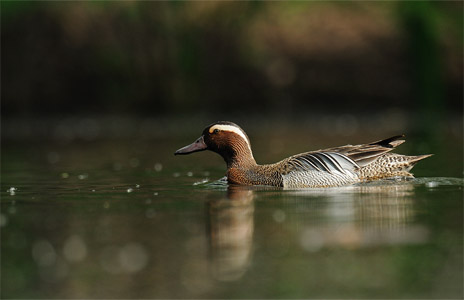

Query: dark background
<box><xmin>2</xmin><ymin>2</ymin><xmax>462</xmax><ymax>119</ymax></box>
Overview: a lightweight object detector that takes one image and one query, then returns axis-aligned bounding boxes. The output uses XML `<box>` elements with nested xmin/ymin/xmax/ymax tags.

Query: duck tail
<box><xmin>404</xmin><ymin>154</ymin><xmax>433</xmax><ymax>171</ymax></box>
<box><xmin>358</xmin><ymin>153</ymin><xmax>432</xmax><ymax>180</ymax></box>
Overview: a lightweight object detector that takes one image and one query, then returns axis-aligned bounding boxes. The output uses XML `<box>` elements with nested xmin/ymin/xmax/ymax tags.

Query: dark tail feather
<box><xmin>369</xmin><ymin>135</ymin><xmax>405</xmax><ymax>148</ymax></box>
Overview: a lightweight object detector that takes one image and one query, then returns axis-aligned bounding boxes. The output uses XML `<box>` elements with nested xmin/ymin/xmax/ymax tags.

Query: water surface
<box><xmin>2</xmin><ymin>135</ymin><xmax>463</xmax><ymax>298</ymax></box>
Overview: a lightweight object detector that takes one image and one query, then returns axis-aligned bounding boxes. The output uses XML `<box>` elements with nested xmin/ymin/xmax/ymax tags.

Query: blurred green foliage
<box><xmin>1</xmin><ymin>1</ymin><xmax>462</xmax><ymax>117</ymax></box>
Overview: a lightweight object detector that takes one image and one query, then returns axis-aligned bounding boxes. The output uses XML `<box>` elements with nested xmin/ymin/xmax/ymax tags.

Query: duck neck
<box><xmin>223</xmin><ymin>144</ymin><xmax>257</xmax><ymax>169</ymax></box>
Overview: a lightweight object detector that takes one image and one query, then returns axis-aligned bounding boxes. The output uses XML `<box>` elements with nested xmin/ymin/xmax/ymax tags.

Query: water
<box><xmin>2</xmin><ymin>136</ymin><xmax>463</xmax><ymax>298</ymax></box>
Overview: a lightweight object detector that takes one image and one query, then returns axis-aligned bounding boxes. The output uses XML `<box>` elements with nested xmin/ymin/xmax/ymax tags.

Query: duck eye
<box><xmin>213</xmin><ymin>129</ymin><xmax>219</xmax><ymax>134</ymax></box>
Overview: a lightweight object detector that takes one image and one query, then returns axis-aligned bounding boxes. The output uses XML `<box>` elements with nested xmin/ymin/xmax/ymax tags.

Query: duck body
<box><xmin>175</xmin><ymin>121</ymin><xmax>431</xmax><ymax>188</ymax></box>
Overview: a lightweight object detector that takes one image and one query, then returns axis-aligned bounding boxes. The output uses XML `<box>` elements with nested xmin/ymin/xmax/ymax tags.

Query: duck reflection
<box><xmin>205</xmin><ymin>181</ymin><xmax>429</xmax><ymax>281</ymax></box>
<box><xmin>206</xmin><ymin>185</ymin><xmax>255</xmax><ymax>281</ymax></box>
<box><xmin>287</xmin><ymin>181</ymin><xmax>428</xmax><ymax>250</ymax></box>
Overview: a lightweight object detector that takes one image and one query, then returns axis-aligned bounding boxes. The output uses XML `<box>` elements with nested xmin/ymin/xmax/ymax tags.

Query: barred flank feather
<box><xmin>357</xmin><ymin>153</ymin><xmax>433</xmax><ymax>181</ymax></box>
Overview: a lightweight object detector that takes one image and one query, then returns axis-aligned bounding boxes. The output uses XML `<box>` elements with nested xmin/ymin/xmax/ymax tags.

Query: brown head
<box><xmin>174</xmin><ymin>121</ymin><xmax>256</xmax><ymax>168</ymax></box>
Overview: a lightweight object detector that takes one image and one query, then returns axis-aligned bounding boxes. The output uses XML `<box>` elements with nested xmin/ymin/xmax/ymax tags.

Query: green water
<box><xmin>2</xmin><ymin>135</ymin><xmax>463</xmax><ymax>298</ymax></box>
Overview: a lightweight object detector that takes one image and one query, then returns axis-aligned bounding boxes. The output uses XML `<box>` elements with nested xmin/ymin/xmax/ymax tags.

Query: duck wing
<box><xmin>321</xmin><ymin>135</ymin><xmax>405</xmax><ymax>167</ymax></box>
<box><xmin>284</xmin><ymin>151</ymin><xmax>359</xmax><ymax>175</ymax></box>
<box><xmin>283</xmin><ymin>135</ymin><xmax>406</xmax><ymax>175</ymax></box>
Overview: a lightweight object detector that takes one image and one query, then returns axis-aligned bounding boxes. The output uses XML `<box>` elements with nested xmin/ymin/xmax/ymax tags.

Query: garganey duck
<box><xmin>174</xmin><ymin>121</ymin><xmax>431</xmax><ymax>188</ymax></box>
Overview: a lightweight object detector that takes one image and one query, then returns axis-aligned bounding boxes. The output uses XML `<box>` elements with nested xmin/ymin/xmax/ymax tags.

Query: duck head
<box><xmin>174</xmin><ymin>121</ymin><xmax>256</xmax><ymax>167</ymax></box>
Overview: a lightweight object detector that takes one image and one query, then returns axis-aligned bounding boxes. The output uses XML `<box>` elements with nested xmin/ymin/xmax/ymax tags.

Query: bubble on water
<box><xmin>173</xmin><ymin>172</ymin><xmax>180</xmax><ymax>178</ymax></box>
<box><xmin>153</xmin><ymin>192</ymin><xmax>159</xmax><ymax>196</ymax></box>
<box><xmin>7</xmin><ymin>187</ymin><xmax>17</xmax><ymax>196</ymax></box>
<box><xmin>63</xmin><ymin>235</ymin><xmax>87</xmax><ymax>263</ymax></box>
<box><xmin>78</xmin><ymin>173</ymin><xmax>88</xmax><ymax>180</ymax></box>
<box><xmin>187</xmin><ymin>172</ymin><xmax>193</xmax><ymax>177</ymax></box>
<box><xmin>127</xmin><ymin>188</ymin><xmax>134</xmax><ymax>193</ymax></box>
<box><xmin>272</xmin><ymin>209</ymin><xmax>286</xmax><ymax>223</ymax></box>
<box><xmin>129</xmin><ymin>158</ymin><xmax>140</xmax><ymax>168</ymax></box>
<box><xmin>92</xmin><ymin>189</ymin><xmax>96</xmax><ymax>192</ymax></box>
<box><xmin>136</xmin><ymin>184</ymin><xmax>140</xmax><ymax>188</ymax></box>
<box><xmin>0</xmin><ymin>213</ymin><xmax>8</xmax><ymax>227</ymax></box>
<box><xmin>47</xmin><ymin>152</ymin><xmax>60</xmax><ymax>164</ymax></box>
<box><xmin>61</xmin><ymin>172</ymin><xmax>69</xmax><ymax>179</ymax></box>
<box><xmin>32</xmin><ymin>240</ymin><xmax>57</xmax><ymax>267</ymax></box>
<box><xmin>154</xmin><ymin>163</ymin><xmax>163</xmax><ymax>172</ymax></box>
<box><xmin>119</xmin><ymin>243</ymin><xmax>149</xmax><ymax>273</ymax></box>
<box><xmin>425</xmin><ymin>181</ymin><xmax>439</xmax><ymax>188</ymax></box>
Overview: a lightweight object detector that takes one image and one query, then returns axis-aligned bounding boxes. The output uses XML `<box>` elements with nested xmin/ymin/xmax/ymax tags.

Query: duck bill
<box><xmin>174</xmin><ymin>136</ymin><xmax>207</xmax><ymax>155</ymax></box>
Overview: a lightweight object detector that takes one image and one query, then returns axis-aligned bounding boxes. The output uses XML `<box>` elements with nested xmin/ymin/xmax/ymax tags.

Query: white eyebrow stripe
<box><xmin>209</xmin><ymin>124</ymin><xmax>251</xmax><ymax>148</ymax></box>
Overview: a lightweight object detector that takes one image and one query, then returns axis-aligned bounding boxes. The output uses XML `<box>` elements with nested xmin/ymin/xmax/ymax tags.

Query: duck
<box><xmin>174</xmin><ymin>121</ymin><xmax>432</xmax><ymax>188</ymax></box>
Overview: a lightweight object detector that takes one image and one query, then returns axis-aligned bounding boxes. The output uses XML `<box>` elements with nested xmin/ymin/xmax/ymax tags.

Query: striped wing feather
<box><xmin>285</xmin><ymin>152</ymin><xmax>358</xmax><ymax>175</ymax></box>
